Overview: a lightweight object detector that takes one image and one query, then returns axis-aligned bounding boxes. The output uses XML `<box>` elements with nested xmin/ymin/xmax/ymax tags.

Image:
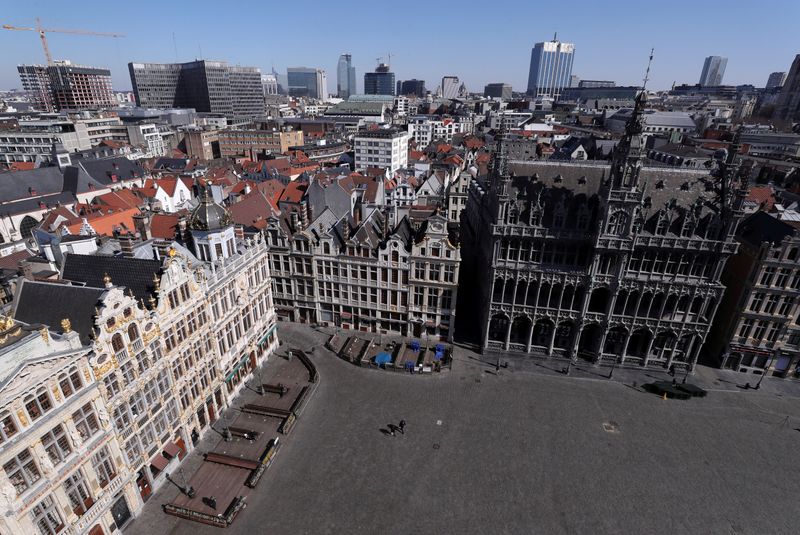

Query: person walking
<box><xmin>399</xmin><ymin>420</ymin><xmax>406</xmax><ymax>433</ymax></box>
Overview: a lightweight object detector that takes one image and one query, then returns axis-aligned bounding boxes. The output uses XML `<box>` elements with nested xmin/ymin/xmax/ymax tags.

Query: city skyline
<box><xmin>1</xmin><ymin>0</ymin><xmax>798</xmax><ymax>94</ymax></box>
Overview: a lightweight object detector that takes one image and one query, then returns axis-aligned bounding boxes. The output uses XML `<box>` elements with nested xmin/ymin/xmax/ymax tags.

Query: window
<box><xmin>764</xmin><ymin>295</ymin><xmax>780</xmax><ymax>314</ymax></box>
<box><xmin>58</xmin><ymin>368</ymin><xmax>83</xmax><ymax>399</ymax></box>
<box><xmin>41</xmin><ymin>424</ymin><xmax>72</xmax><ymax>466</ymax></box>
<box><xmin>3</xmin><ymin>448</ymin><xmax>41</xmax><ymax>494</ymax></box>
<box><xmin>103</xmin><ymin>373</ymin><xmax>121</xmax><ymax>398</ymax></box>
<box><xmin>779</xmin><ymin>297</ymin><xmax>794</xmax><ymax>316</ymax></box>
<box><xmin>752</xmin><ymin>320</ymin><xmax>769</xmax><ymax>342</ymax></box>
<box><xmin>738</xmin><ymin>319</ymin><xmax>754</xmax><ymax>339</ymax></box>
<box><xmin>760</xmin><ymin>267</ymin><xmax>776</xmax><ymax>286</ymax></box>
<box><xmin>63</xmin><ymin>469</ymin><xmax>93</xmax><ymax>516</ymax></box>
<box><xmin>749</xmin><ymin>293</ymin><xmax>765</xmax><ymax>312</ymax></box>
<box><xmin>0</xmin><ymin>411</ymin><xmax>18</xmax><ymax>443</ymax></box>
<box><xmin>91</xmin><ymin>446</ymin><xmax>117</xmax><ymax>488</ymax></box>
<box><xmin>128</xmin><ymin>323</ymin><xmax>140</xmax><ymax>341</ymax></box>
<box><xmin>71</xmin><ymin>403</ymin><xmax>100</xmax><ymax>442</ymax></box>
<box><xmin>24</xmin><ymin>388</ymin><xmax>53</xmax><ymax>421</ymax></box>
<box><xmin>120</xmin><ymin>361</ymin><xmax>136</xmax><ymax>385</ymax></box>
<box><xmin>30</xmin><ymin>495</ymin><xmax>64</xmax><ymax>535</ymax></box>
<box><xmin>766</xmin><ymin>323</ymin><xmax>781</xmax><ymax>343</ymax></box>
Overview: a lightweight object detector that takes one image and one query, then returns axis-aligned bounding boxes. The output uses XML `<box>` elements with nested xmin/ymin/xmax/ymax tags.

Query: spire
<box><xmin>492</xmin><ymin>115</ymin><xmax>509</xmax><ymax>180</ymax></box>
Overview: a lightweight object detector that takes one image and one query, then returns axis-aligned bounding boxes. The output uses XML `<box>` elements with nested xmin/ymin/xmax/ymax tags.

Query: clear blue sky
<box><xmin>1</xmin><ymin>0</ymin><xmax>798</xmax><ymax>93</ymax></box>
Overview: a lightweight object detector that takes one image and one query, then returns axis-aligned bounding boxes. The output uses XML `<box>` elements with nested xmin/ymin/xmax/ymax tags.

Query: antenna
<box><xmin>642</xmin><ymin>48</ymin><xmax>654</xmax><ymax>89</ymax></box>
<box><xmin>387</xmin><ymin>52</ymin><xmax>393</xmax><ymax>68</ymax></box>
<box><xmin>553</xmin><ymin>32</ymin><xmax>558</xmax><ymax>41</ymax></box>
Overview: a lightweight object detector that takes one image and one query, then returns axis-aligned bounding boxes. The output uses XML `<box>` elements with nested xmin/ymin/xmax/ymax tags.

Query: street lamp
<box><xmin>755</xmin><ymin>352</ymin><xmax>776</xmax><ymax>390</ymax></box>
<box><xmin>608</xmin><ymin>355</ymin><xmax>618</xmax><ymax>379</ymax></box>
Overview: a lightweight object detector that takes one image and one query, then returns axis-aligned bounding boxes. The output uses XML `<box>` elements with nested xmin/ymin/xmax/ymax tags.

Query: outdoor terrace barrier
<box><xmin>241</xmin><ymin>404</ymin><xmax>292</xmax><ymax>418</ymax></box>
<box><xmin>203</xmin><ymin>452</ymin><xmax>260</xmax><ymax>471</ymax></box>
<box><xmin>245</xmin><ymin>438</ymin><xmax>281</xmax><ymax>489</ymax></box>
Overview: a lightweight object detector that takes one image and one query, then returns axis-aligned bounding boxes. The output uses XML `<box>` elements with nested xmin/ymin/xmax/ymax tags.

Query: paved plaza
<box><xmin>129</xmin><ymin>323</ymin><xmax>800</xmax><ymax>535</ymax></box>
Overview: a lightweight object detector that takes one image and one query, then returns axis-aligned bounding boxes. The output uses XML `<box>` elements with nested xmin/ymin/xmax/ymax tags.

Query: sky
<box><xmin>1</xmin><ymin>0</ymin><xmax>798</xmax><ymax>93</ymax></box>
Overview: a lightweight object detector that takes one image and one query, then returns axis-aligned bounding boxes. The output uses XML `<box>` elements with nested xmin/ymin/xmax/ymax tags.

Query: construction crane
<box><xmin>2</xmin><ymin>17</ymin><xmax>125</xmax><ymax>65</ymax></box>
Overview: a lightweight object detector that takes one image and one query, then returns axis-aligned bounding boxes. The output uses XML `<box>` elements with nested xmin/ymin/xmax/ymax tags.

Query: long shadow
<box><xmin>379</xmin><ymin>428</ymin><xmax>393</xmax><ymax>437</ymax></box>
<box><xmin>573</xmin><ymin>366</ymin><xmax>611</xmax><ymax>379</ymax></box>
<box><xmin>530</xmin><ymin>360</ymin><xmax>562</xmax><ymax>373</ymax></box>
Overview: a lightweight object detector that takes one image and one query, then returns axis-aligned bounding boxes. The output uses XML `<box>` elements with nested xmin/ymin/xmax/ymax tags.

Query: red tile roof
<box><xmin>228</xmin><ymin>190</ymin><xmax>278</xmax><ymax>227</ymax></box>
<box><xmin>0</xmin><ymin>249</ymin><xmax>34</xmax><ymax>270</ymax></box>
<box><xmin>149</xmin><ymin>213</ymin><xmax>181</xmax><ymax>240</ymax></box>
<box><xmin>93</xmin><ymin>189</ymin><xmax>141</xmax><ymax>210</ymax></box>
<box><xmin>66</xmin><ymin>207</ymin><xmax>140</xmax><ymax>237</ymax></box>
<box><xmin>279</xmin><ymin>181</ymin><xmax>307</xmax><ymax>204</ymax></box>
<box><xmin>747</xmin><ymin>186</ymin><xmax>776</xmax><ymax>211</ymax></box>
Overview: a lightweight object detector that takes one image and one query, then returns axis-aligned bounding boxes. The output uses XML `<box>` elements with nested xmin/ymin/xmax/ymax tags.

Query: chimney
<box><xmin>290</xmin><ymin>212</ymin><xmax>300</xmax><ymax>232</ymax></box>
<box><xmin>234</xmin><ymin>225</ymin><xmax>245</xmax><ymax>240</ymax></box>
<box><xmin>17</xmin><ymin>260</ymin><xmax>33</xmax><ymax>280</ymax></box>
<box><xmin>343</xmin><ymin>220</ymin><xmax>350</xmax><ymax>241</ymax></box>
<box><xmin>133</xmin><ymin>213</ymin><xmax>151</xmax><ymax>240</ymax></box>
<box><xmin>119</xmin><ymin>234</ymin><xmax>135</xmax><ymax>258</ymax></box>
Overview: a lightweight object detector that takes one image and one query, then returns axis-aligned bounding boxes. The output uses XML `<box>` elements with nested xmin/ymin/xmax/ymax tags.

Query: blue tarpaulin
<box><xmin>434</xmin><ymin>351</ymin><xmax>444</xmax><ymax>361</ymax></box>
<box><xmin>435</xmin><ymin>344</ymin><xmax>445</xmax><ymax>353</ymax></box>
<box><xmin>410</xmin><ymin>341</ymin><xmax>421</xmax><ymax>352</ymax></box>
<box><xmin>375</xmin><ymin>352</ymin><xmax>392</xmax><ymax>365</ymax></box>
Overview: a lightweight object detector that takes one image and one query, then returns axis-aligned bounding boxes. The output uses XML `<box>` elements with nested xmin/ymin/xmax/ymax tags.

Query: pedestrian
<box><xmin>207</xmin><ymin>496</ymin><xmax>217</xmax><ymax>510</ymax></box>
<box><xmin>668</xmin><ymin>364</ymin><xmax>675</xmax><ymax>377</ymax></box>
<box><xmin>399</xmin><ymin>419</ymin><xmax>406</xmax><ymax>433</ymax></box>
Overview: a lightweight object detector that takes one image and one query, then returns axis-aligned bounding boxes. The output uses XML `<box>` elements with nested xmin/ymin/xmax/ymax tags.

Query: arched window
<box><xmin>112</xmin><ymin>333</ymin><xmax>125</xmax><ymax>353</ymax></box>
<box><xmin>128</xmin><ymin>323</ymin><xmax>140</xmax><ymax>341</ymax></box>
<box><xmin>391</xmin><ymin>250</ymin><xmax>399</xmax><ymax>263</ymax></box>
<box><xmin>19</xmin><ymin>215</ymin><xmax>39</xmax><ymax>239</ymax></box>
<box><xmin>607</xmin><ymin>211</ymin><xmax>628</xmax><ymax>236</ymax></box>
<box><xmin>323</xmin><ymin>242</ymin><xmax>330</xmax><ymax>255</ymax></box>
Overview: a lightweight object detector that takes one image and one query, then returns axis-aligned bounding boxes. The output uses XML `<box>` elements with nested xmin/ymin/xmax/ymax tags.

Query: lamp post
<box><xmin>755</xmin><ymin>352</ymin><xmax>776</xmax><ymax>390</ymax></box>
<box><xmin>608</xmin><ymin>355</ymin><xmax>618</xmax><ymax>379</ymax></box>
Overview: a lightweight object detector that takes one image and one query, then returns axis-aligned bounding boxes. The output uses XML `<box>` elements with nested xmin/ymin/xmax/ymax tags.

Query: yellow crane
<box><xmin>2</xmin><ymin>17</ymin><xmax>125</xmax><ymax>65</ymax></box>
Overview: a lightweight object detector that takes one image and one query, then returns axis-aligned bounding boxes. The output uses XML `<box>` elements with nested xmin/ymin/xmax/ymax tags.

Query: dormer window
<box><xmin>106</xmin><ymin>317</ymin><xmax>116</xmax><ymax>329</ymax></box>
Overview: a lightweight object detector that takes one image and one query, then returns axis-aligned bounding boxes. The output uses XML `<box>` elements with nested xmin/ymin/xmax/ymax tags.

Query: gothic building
<box><xmin>459</xmin><ymin>92</ymin><xmax>746</xmax><ymax>370</ymax></box>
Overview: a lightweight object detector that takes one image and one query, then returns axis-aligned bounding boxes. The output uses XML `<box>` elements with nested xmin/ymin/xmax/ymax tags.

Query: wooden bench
<box><xmin>241</xmin><ymin>404</ymin><xmax>292</xmax><ymax>419</ymax></box>
<box><xmin>203</xmin><ymin>452</ymin><xmax>259</xmax><ymax>471</ymax></box>
<box><xmin>227</xmin><ymin>426</ymin><xmax>260</xmax><ymax>440</ymax></box>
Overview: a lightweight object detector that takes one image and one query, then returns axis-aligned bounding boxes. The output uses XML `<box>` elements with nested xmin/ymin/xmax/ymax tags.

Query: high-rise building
<box><xmin>18</xmin><ymin>60</ymin><xmax>114</xmax><ymax>112</ymax></box>
<box><xmin>484</xmin><ymin>83</ymin><xmax>512</xmax><ymax>100</ymax></box>
<box><xmin>441</xmin><ymin>76</ymin><xmax>460</xmax><ymax>99</ymax></box>
<box><xmin>526</xmin><ymin>35</ymin><xmax>575</xmax><ymax>99</ymax></box>
<box><xmin>287</xmin><ymin>67</ymin><xmax>328</xmax><ymax>100</ymax></box>
<box><xmin>773</xmin><ymin>55</ymin><xmax>800</xmax><ymax>123</ymax></box>
<box><xmin>128</xmin><ymin>60</ymin><xmax>265</xmax><ymax>117</ymax></box>
<box><xmin>337</xmin><ymin>54</ymin><xmax>356</xmax><ymax>98</ymax></box>
<box><xmin>766</xmin><ymin>71</ymin><xmax>787</xmax><ymax>89</ymax></box>
<box><xmin>399</xmin><ymin>79</ymin><xmax>426</xmax><ymax>97</ymax></box>
<box><xmin>364</xmin><ymin>64</ymin><xmax>395</xmax><ymax>96</ymax></box>
<box><xmin>699</xmin><ymin>56</ymin><xmax>728</xmax><ymax>86</ymax></box>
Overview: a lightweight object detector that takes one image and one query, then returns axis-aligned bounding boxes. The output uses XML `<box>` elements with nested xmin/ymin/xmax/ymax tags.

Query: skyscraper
<box><xmin>400</xmin><ymin>79</ymin><xmax>426</xmax><ymax>97</ymax></box>
<box><xmin>128</xmin><ymin>60</ymin><xmax>265</xmax><ymax>117</ymax></box>
<box><xmin>364</xmin><ymin>64</ymin><xmax>395</xmax><ymax>96</ymax></box>
<box><xmin>699</xmin><ymin>56</ymin><xmax>728</xmax><ymax>86</ymax></box>
<box><xmin>766</xmin><ymin>71</ymin><xmax>787</xmax><ymax>89</ymax></box>
<box><xmin>773</xmin><ymin>55</ymin><xmax>800</xmax><ymax>123</ymax></box>
<box><xmin>526</xmin><ymin>35</ymin><xmax>575</xmax><ymax>99</ymax></box>
<box><xmin>337</xmin><ymin>54</ymin><xmax>356</xmax><ymax>98</ymax></box>
<box><xmin>18</xmin><ymin>60</ymin><xmax>114</xmax><ymax>112</ymax></box>
<box><xmin>287</xmin><ymin>68</ymin><xmax>328</xmax><ymax>100</ymax></box>
<box><xmin>441</xmin><ymin>76</ymin><xmax>460</xmax><ymax>99</ymax></box>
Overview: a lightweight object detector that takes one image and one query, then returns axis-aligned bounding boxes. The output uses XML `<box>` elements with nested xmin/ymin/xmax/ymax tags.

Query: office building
<box><xmin>579</xmin><ymin>80</ymin><xmax>615</xmax><ymax>88</ymax></box>
<box><xmin>353</xmin><ymin>128</ymin><xmax>409</xmax><ymax>172</ymax></box>
<box><xmin>441</xmin><ymin>76</ymin><xmax>460</xmax><ymax>99</ymax></box>
<box><xmin>18</xmin><ymin>61</ymin><xmax>114</xmax><ymax>112</ymax></box>
<box><xmin>459</xmin><ymin>93</ymin><xmax>744</xmax><ymax>371</ymax></box>
<box><xmin>399</xmin><ymin>79</ymin><xmax>426</xmax><ymax>97</ymax></box>
<box><xmin>766</xmin><ymin>72</ymin><xmax>787</xmax><ymax>89</ymax></box>
<box><xmin>287</xmin><ymin>68</ymin><xmax>328</xmax><ymax>100</ymax></box>
<box><xmin>364</xmin><ymin>64</ymin><xmax>395</xmax><ymax>96</ymax></box>
<box><xmin>773</xmin><ymin>55</ymin><xmax>800</xmax><ymax>123</ymax></box>
<box><xmin>337</xmin><ymin>54</ymin><xmax>356</xmax><ymax>98</ymax></box>
<box><xmin>484</xmin><ymin>83</ymin><xmax>512</xmax><ymax>100</ymax></box>
<box><xmin>217</xmin><ymin>128</ymin><xmax>304</xmax><ymax>159</ymax></box>
<box><xmin>128</xmin><ymin>60</ymin><xmax>265</xmax><ymax>117</ymax></box>
<box><xmin>407</xmin><ymin>115</ymin><xmax>473</xmax><ymax>146</ymax></box>
<box><xmin>699</xmin><ymin>56</ymin><xmax>728</xmax><ymax>87</ymax></box>
<box><xmin>526</xmin><ymin>36</ymin><xmax>575</xmax><ymax>99</ymax></box>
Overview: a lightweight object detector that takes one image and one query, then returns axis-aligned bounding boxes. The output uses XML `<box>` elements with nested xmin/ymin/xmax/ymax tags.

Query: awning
<box><xmin>163</xmin><ymin>442</ymin><xmax>181</xmax><ymax>459</ymax></box>
<box><xmin>225</xmin><ymin>354</ymin><xmax>250</xmax><ymax>382</ymax></box>
<box><xmin>258</xmin><ymin>323</ymin><xmax>277</xmax><ymax>345</ymax></box>
<box><xmin>150</xmin><ymin>454</ymin><xmax>169</xmax><ymax>472</ymax></box>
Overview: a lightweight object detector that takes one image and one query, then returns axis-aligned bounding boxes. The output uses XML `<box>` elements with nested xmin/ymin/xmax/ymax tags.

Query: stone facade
<box><xmin>459</xmin><ymin>94</ymin><xmax>746</xmax><ymax>371</ymax></box>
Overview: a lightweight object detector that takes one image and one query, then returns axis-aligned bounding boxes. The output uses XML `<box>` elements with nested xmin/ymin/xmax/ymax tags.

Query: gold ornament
<box><xmin>60</xmin><ymin>318</ymin><xmax>72</xmax><ymax>333</ymax></box>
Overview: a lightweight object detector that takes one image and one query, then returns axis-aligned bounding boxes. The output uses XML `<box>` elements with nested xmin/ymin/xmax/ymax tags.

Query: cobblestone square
<box><xmin>129</xmin><ymin>323</ymin><xmax>800</xmax><ymax>535</ymax></box>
